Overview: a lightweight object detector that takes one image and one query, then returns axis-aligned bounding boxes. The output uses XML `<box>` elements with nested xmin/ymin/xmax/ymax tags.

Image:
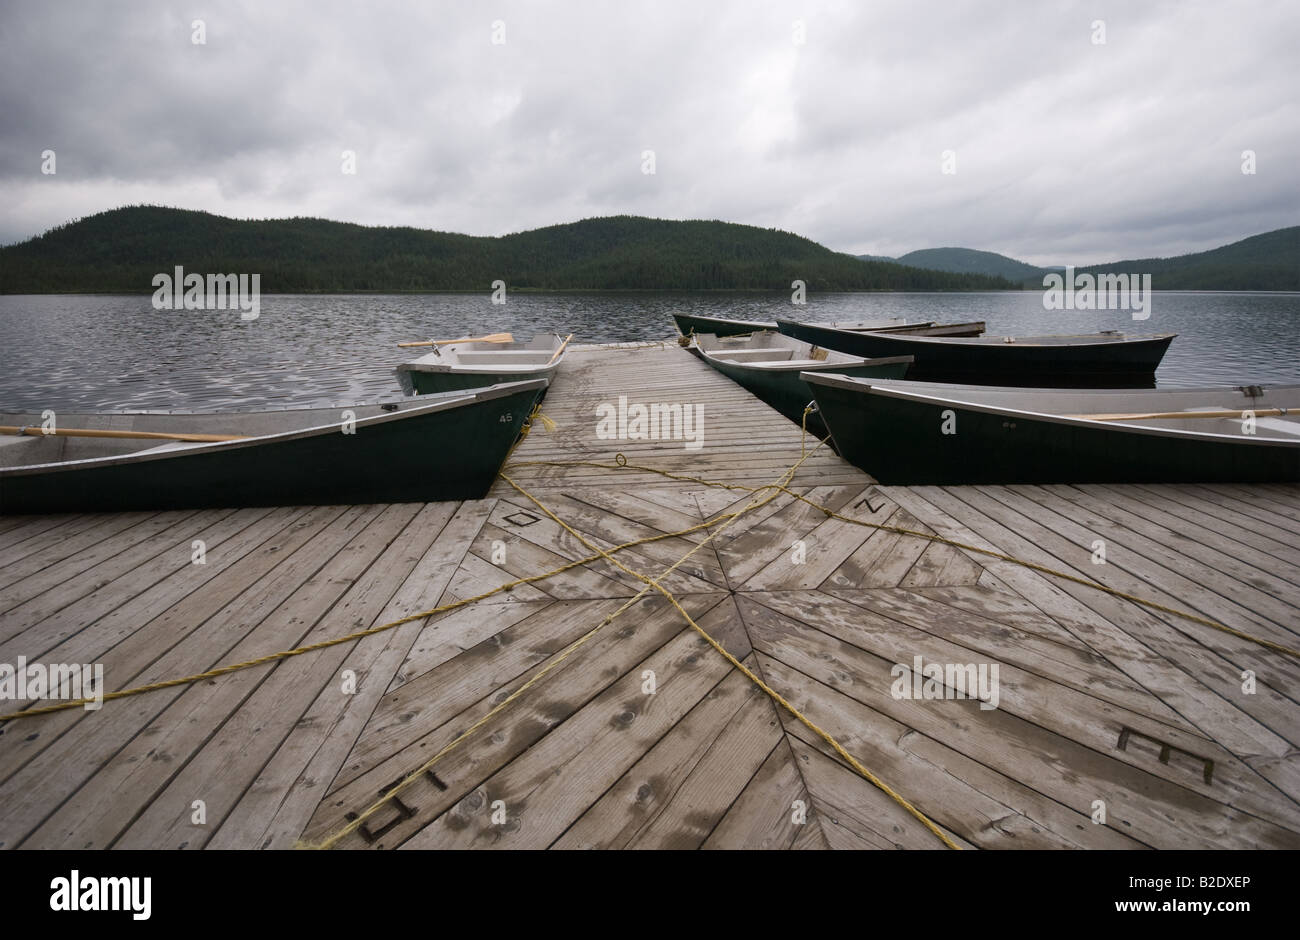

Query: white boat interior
<box><xmin>801</xmin><ymin>375</ymin><xmax>1300</xmax><ymax>441</ymax></box>
<box><xmin>400</xmin><ymin>333</ymin><xmax>566</xmax><ymax>373</ymax></box>
<box><xmin>694</xmin><ymin>331</ymin><xmax>866</xmax><ymax>370</ymax></box>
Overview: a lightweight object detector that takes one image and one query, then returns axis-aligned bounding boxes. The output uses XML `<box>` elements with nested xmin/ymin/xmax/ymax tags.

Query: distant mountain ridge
<box><xmin>0</xmin><ymin>206</ymin><xmax>1016</xmax><ymax>293</ymax></box>
<box><xmin>896</xmin><ymin>247</ymin><xmax>1050</xmax><ymax>282</ymax></box>
<box><xmin>856</xmin><ymin>227</ymin><xmax>1298</xmax><ymax>290</ymax></box>
<box><xmin>854</xmin><ymin>247</ymin><xmax>1051</xmax><ymax>280</ymax></box>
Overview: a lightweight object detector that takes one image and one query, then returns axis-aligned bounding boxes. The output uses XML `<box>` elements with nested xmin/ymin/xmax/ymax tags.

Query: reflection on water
<box><xmin>0</xmin><ymin>291</ymin><xmax>1296</xmax><ymax>410</ymax></box>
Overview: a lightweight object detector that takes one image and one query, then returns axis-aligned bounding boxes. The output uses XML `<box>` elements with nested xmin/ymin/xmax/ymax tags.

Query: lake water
<box><xmin>0</xmin><ymin>291</ymin><xmax>1296</xmax><ymax>411</ymax></box>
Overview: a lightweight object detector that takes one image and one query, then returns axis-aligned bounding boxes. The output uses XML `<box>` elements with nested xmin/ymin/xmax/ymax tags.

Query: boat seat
<box><xmin>778</xmin><ymin>358</ymin><xmax>834</xmax><ymax>368</ymax></box>
<box><xmin>459</xmin><ymin>348</ymin><xmax>552</xmax><ymax>355</ymax></box>
<box><xmin>709</xmin><ymin>349</ymin><xmax>794</xmax><ymax>362</ymax></box>
<box><xmin>454</xmin><ymin>351</ymin><xmax>552</xmax><ymax>364</ymax></box>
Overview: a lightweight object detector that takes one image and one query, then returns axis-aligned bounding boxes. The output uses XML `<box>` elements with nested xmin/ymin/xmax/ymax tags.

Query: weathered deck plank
<box><xmin>0</xmin><ymin>342</ymin><xmax>1297</xmax><ymax>850</ymax></box>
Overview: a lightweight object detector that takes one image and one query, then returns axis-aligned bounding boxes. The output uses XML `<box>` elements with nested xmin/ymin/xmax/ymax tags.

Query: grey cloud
<box><xmin>0</xmin><ymin>0</ymin><xmax>1295</xmax><ymax>263</ymax></box>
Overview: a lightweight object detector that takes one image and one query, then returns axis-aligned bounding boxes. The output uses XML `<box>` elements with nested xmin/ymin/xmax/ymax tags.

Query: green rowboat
<box><xmin>802</xmin><ymin>373</ymin><xmax>1300</xmax><ymax>484</ymax></box>
<box><xmin>692</xmin><ymin>331</ymin><xmax>912</xmax><ymax>436</ymax></box>
<box><xmin>0</xmin><ymin>380</ymin><xmax>546</xmax><ymax>513</ymax></box>
<box><xmin>781</xmin><ymin>319</ymin><xmax>1174</xmax><ymax>385</ymax></box>
<box><xmin>672</xmin><ymin>311</ymin><xmax>926</xmax><ymax>339</ymax></box>
<box><xmin>396</xmin><ymin>333</ymin><xmax>568</xmax><ymax>395</ymax></box>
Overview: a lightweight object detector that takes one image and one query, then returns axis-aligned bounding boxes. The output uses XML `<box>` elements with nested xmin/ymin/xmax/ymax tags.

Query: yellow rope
<box><xmin>0</xmin><ymin>515</ymin><xmax>735</xmax><ymax>723</ymax></box>
<box><xmin>305</xmin><ymin>410</ymin><xmax>961</xmax><ymax>851</ymax></box>
<box><xmin>500</xmin><ymin>472</ymin><xmax>964</xmax><ymax>851</ymax></box>
<box><xmin>300</xmin><ymin>602</ymin><xmax>636</xmax><ymax>849</ymax></box>
<box><xmin>300</xmin><ymin>456</ymin><xmax>807</xmax><ymax>849</ymax></box>
<box><xmin>502</xmin><ymin>403</ymin><xmax>555</xmax><ymax>463</ymax></box>
<box><xmin>0</xmin><ymin>399</ymin><xmax>776</xmax><ymax>726</ymax></box>
<box><xmin>505</xmin><ymin>456</ymin><xmax>758</xmax><ymax>493</ymax></box>
<box><xmin>3</xmin><ymin>391</ymin><xmax>1289</xmax><ymax>852</ymax></box>
<box><xmin>502</xmin><ymin>401</ymin><xmax>827</xmax><ymax>493</ymax></box>
<box><xmin>504</xmin><ymin>457</ymin><xmax>1300</xmax><ymax>660</ymax></box>
<box><xmin>769</xmin><ymin>486</ymin><xmax>1300</xmax><ymax>659</ymax></box>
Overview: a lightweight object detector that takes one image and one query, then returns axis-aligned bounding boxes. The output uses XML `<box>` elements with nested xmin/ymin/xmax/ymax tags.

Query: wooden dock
<box><xmin>1</xmin><ymin>342</ymin><xmax>1297</xmax><ymax>849</ymax></box>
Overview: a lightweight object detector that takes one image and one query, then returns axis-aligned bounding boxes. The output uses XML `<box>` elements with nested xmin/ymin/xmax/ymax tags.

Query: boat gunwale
<box><xmin>779</xmin><ymin>318</ymin><xmax>1176</xmax><ymax>348</ymax></box>
<box><xmin>396</xmin><ymin>359</ymin><xmax>562</xmax><ymax>376</ymax></box>
<box><xmin>395</xmin><ymin>333</ymin><xmax>568</xmax><ymax>375</ymax></box>
<box><xmin>677</xmin><ymin>313</ymin><xmax>920</xmax><ymax>336</ymax></box>
<box><xmin>696</xmin><ymin>339</ymin><xmax>913</xmax><ymax>374</ymax></box>
<box><xmin>799</xmin><ymin>371</ymin><xmax>1300</xmax><ymax>447</ymax></box>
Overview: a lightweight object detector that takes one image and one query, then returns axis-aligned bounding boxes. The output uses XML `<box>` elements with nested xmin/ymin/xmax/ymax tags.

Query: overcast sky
<box><xmin>1</xmin><ymin>0</ymin><xmax>1295</xmax><ymax>265</ymax></box>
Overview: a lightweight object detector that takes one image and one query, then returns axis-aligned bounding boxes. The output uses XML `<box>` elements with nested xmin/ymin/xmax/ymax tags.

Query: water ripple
<box><xmin>1</xmin><ymin>291</ymin><xmax>1296</xmax><ymax>411</ymax></box>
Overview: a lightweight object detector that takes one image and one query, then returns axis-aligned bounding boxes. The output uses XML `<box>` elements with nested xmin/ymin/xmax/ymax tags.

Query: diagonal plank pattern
<box><xmin>0</xmin><ymin>344</ymin><xmax>1297</xmax><ymax>849</ymax></box>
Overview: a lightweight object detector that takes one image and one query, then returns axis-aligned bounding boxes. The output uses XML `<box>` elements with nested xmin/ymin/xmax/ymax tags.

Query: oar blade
<box><xmin>397</xmin><ymin>331</ymin><xmax>515</xmax><ymax>348</ymax></box>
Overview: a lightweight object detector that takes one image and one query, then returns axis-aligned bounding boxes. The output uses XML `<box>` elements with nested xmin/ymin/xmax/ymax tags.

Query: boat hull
<box><xmin>673</xmin><ymin>312</ymin><xmax>777</xmax><ymax>337</ymax></box>
<box><xmin>0</xmin><ymin>383</ymin><xmax>545</xmax><ymax>513</ymax></box>
<box><xmin>779</xmin><ymin>319</ymin><xmax>1174</xmax><ymax>385</ymax></box>
<box><xmin>704</xmin><ymin>356</ymin><xmax>911</xmax><ymax>437</ymax></box>
<box><xmin>401</xmin><ymin>367</ymin><xmax>556</xmax><ymax>395</ymax></box>
<box><xmin>805</xmin><ymin>376</ymin><xmax>1300</xmax><ymax>484</ymax></box>
<box><xmin>673</xmin><ymin>312</ymin><xmax>931</xmax><ymax>339</ymax></box>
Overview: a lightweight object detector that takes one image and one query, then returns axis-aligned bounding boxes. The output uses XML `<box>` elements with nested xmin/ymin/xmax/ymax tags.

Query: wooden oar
<box><xmin>1074</xmin><ymin>408</ymin><xmax>1290</xmax><ymax>422</ymax></box>
<box><xmin>0</xmin><ymin>426</ymin><xmax>246</xmax><ymax>443</ymax></box>
<box><xmin>546</xmin><ymin>333</ymin><xmax>574</xmax><ymax>365</ymax></box>
<box><xmin>397</xmin><ymin>332</ymin><xmax>514</xmax><ymax>348</ymax></box>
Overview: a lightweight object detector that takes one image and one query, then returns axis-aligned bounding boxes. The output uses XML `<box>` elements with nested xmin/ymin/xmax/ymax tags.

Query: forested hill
<box><xmin>1068</xmin><ymin>227</ymin><xmax>1300</xmax><ymax>291</ymax></box>
<box><xmin>0</xmin><ymin>206</ymin><xmax>1018</xmax><ymax>292</ymax></box>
